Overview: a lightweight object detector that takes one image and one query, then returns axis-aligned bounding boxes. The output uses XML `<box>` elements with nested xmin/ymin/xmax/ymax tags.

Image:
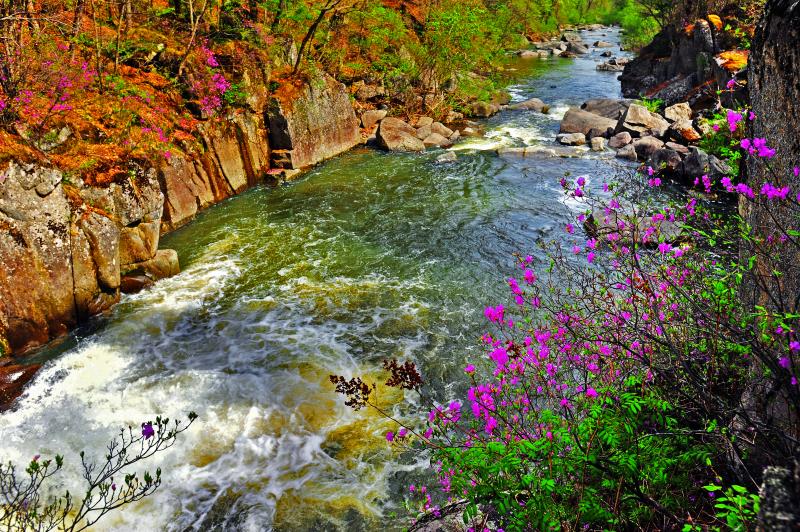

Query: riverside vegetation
<box><xmin>2</xmin><ymin>0</ymin><xmax>799</xmax><ymax>530</ymax></box>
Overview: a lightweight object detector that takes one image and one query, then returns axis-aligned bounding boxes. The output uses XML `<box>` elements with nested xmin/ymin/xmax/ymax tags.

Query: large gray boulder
<box><xmin>509</xmin><ymin>97</ymin><xmax>549</xmax><ymax>113</ymax></box>
<box><xmin>647</xmin><ymin>148</ymin><xmax>683</xmax><ymax>173</ymax></box>
<box><xmin>581</xmin><ymin>98</ymin><xmax>633</xmax><ymax>120</ymax></box>
<box><xmin>633</xmin><ymin>136</ymin><xmax>665</xmax><ymax>159</ymax></box>
<box><xmin>568</xmin><ymin>41</ymin><xmax>590</xmax><ymax>54</ymax></box>
<box><xmin>615</xmin><ymin>103</ymin><xmax>670</xmax><ymax>138</ymax></box>
<box><xmin>377</xmin><ymin>118</ymin><xmax>426</xmax><ymax>152</ymax></box>
<box><xmin>560</xmin><ymin>109</ymin><xmax>618</xmax><ymax>136</ymax></box>
<box><xmin>681</xmin><ymin>147</ymin><xmax>730</xmax><ymax>181</ymax></box>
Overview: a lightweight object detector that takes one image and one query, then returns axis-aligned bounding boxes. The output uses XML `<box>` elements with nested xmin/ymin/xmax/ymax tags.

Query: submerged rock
<box><xmin>509</xmin><ymin>97</ymin><xmax>549</xmax><ymax>113</ymax></box>
<box><xmin>436</xmin><ymin>151</ymin><xmax>457</xmax><ymax>163</ymax></box>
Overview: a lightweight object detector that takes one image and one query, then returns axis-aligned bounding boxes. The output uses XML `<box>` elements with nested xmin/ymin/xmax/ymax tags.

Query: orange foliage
<box><xmin>716</xmin><ymin>50</ymin><xmax>750</xmax><ymax>72</ymax></box>
<box><xmin>707</xmin><ymin>14</ymin><xmax>723</xmax><ymax>31</ymax></box>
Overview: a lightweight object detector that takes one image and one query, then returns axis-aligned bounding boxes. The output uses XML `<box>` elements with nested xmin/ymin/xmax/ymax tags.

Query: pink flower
<box><xmin>586</xmin><ymin>387</ymin><xmax>598</xmax><ymax>398</ymax></box>
<box><xmin>726</xmin><ymin>79</ymin><xmax>736</xmax><ymax>89</ymax></box>
<box><xmin>386</xmin><ymin>431</ymin><xmax>395</xmax><ymax>442</ymax></box>
<box><xmin>565</xmin><ymin>223</ymin><xmax>574</xmax><ymax>234</ymax></box>
<box><xmin>464</xmin><ymin>364</ymin><xmax>475</xmax><ymax>374</ymax></box>
<box><xmin>726</xmin><ymin>110</ymin><xmax>743</xmax><ymax>132</ymax></box>
<box><xmin>587</xmin><ymin>251</ymin><xmax>595</xmax><ymax>263</ymax></box>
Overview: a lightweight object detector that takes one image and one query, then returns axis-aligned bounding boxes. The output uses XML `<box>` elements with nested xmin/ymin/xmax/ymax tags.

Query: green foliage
<box><xmin>698</xmin><ymin>111</ymin><xmax>744</xmax><ymax>177</ymax></box>
<box><xmin>639</xmin><ymin>97</ymin><xmax>665</xmax><ymax>113</ymax></box>
<box><xmin>683</xmin><ymin>485</ymin><xmax>760</xmax><ymax>532</ymax></box>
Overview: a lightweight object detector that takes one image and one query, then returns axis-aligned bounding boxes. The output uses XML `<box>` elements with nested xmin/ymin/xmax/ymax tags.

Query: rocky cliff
<box><xmin>619</xmin><ymin>15</ymin><xmax>749</xmax><ymax>107</ymax></box>
<box><xmin>0</xmin><ymin>68</ymin><xmax>361</xmax><ymax>406</ymax></box>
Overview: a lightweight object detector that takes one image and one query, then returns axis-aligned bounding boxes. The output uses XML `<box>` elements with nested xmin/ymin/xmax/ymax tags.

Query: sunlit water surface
<box><xmin>1</xmin><ymin>29</ymin><xmax>633</xmax><ymax>531</ymax></box>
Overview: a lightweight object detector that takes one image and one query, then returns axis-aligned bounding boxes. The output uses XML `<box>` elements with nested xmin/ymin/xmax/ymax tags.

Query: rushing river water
<box><xmin>2</xmin><ymin>28</ymin><xmax>633</xmax><ymax>531</ymax></box>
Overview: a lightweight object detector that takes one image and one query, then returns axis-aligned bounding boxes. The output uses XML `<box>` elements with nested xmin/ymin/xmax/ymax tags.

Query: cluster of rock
<box><xmin>522</xmin><ymin>28</ymin><xmax>616</xmax><ymax>59</ymax></box>
<box><xmin>558</xmin><ymin>98</ymin><xmax>728</xmax><ymax>181</ymax></box>
<box><xmin>360</xmin><ymin>112</ymin><xmax>461</xmax><ymax>154</ymax></box>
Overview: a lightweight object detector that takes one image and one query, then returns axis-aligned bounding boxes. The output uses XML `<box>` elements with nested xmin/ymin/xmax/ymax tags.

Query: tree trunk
<box><xmin>745</xmin><ymin>0</ymin><xmax>800</xmax><ymax>312</ymax></box>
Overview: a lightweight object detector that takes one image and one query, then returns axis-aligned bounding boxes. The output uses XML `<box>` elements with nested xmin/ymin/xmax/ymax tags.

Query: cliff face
<box><xmin>0</xmin><ymin>68</ymin><xmax>362</xmax><ymax>405</ymax></box>
<box><xmin>619</xmin><ymin>17</ymin><xmax>747</xmax><ymax>107</ymax></box>
<box><xmin>0</xmin><ymin>162</ymin><xmax>165</xmax><ymax>353</ymax></box>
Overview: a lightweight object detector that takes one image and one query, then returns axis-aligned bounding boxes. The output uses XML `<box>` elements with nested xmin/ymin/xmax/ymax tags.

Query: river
<box><xmin>1</xmin><ymin>28</ymin><xmax>633</xmax><ymax>531</ymax></box>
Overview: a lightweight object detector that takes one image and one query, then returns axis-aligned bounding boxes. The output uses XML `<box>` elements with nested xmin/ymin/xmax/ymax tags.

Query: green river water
<box><xmin>1</xmin><ymin>28</ymin><xmax>635</xmax><ymax>531</ymax></box>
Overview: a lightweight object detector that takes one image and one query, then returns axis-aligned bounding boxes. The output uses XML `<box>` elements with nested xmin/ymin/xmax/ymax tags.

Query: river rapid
<box><xmin>1</xmin><ymin>28</ymin><xmax>633</xmax><ymax>531</ymax></box>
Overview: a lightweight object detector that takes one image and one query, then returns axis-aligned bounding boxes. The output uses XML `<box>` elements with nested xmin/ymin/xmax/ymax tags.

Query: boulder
<box><xmin>119</xmin><ymin>221</ymin><xmax>160</xmax><ymax>267</ymax></box>
<box><xmin>616</xmin><ymin>144</ymin><xmax>638</xmax><ymax>161</ymax></box>
<box><xmin>681</xmin><ymin>147</ymin><xmax>730</xmax><ymax>181</ymax></box>
<box><xmin>615</xmin><ymin>103</ymin><xmax>670</xmax><ymax>138</ymax></box>
<box><xmin>586</xmin><ymin>127</ymin><xmax>612</xmax><ymax>139</ymax></box>
<box><xmin>120</xmin><ymin>274</ymin><xmax>154</xmax><ymax>294</ymax></box>
<box><xmin>431</xmin><ymin>122</ymin><xmax>454</xmax><ymax>138</ymax></box>
<box><xmin>561</xmin><ymin>31</ymin><xmax>582</xmax><ymax>42</ymax></box>
<box><xmin>608</xmin><ymin>131</ymin><xmax>633</xmax><ymax>148</ymax></box>
<box><xmin>647</xmin><ymin>148</ymin><xmax>683</xmax><ymax>173</ymax></box>
<box><xmin>594</xmin><ymin>40</ymin><xmax>614</xmax><ymax>48</ymax></box>
<box><xmin>664</xmin><ymin>102</ymin><xmax>692</xmax><ymax>122</ymax></box>
<box><xmin>597</xmin><ymin>61</ymin><xmax>625</xmax><ymax>72</ymax></box>
<box><xmin>415</xmin><ymin>125</ymin><xmax>432</xmax><ymax>140</ymax></box>
<box><xmin>361</xmin><ymin>109</ymin><xmax>387</xmax><ymax>130</ymax></box>
<box><xmin>560</xmin><ymin>109</ymin><xmax>618</xmax><ymax>136</ymax></box>
<box><xmin>462</xmin><ymin>127</ymin><xmax>482</xmax><ymax>137</ymax></box>
<box><xmin>415</xmin><ymin>116</ymin><xmax>434</xmax><ymax>128</ymax></box>
<box><xmin>508</xmin><ymin>97</ymin><xmax>549</xmax><ymax>113</ymax></box>
<box><xmin>449</xmin><ymin>130</ymin><xmax>460</xmax><ymax>141</ymax></box>
<box><xmin>667</xmin><ymin>119</ymin><xmax>702</xmax><ymax>143</ymax></box>
<box><xmin>422</xmin><ymin>133</ymin><xmax>453</xmax><ymax>148</ymax></box>
<box><xmin>123</xmin><ymin>249</ymin><xmax>180</xmax><ymax>280</ymax></box>
<box><xmin>568</xmin><ymin>42</ymin><xmax>590</xmax><ymax>55</ymax></box>
<box><xmin>665</xmin><ymin>141</ymin><xmax>690</xmax><ymax>154</ymax></box>
<box><xmin>601</xmin><ymin>50</ymin><xmax>613</xmax><ymax>57</ymax></box>
<box><xmin>466</xmin><ymin>101</ymin><xmax>501</xmax><ymax>118</ymax></box>
<box><xmin>0</xmin><ymin>363</ymin><xmax>41</xmax><ymax>410</ymax></box>
<box><xmin>518</xmin><ymin>50</ymin><xmax>539</xmax><ymax>58</ymax></box>
<box><xmin>591</xmin><ymin>137</ymin><xmax>607</xmax><ymax>151</ymax></box>
<box><xmin>557</xmin><ymin>133</ymin><xmax>586</xmax><ymax>146</ymax></box>
<box><xmin>633</xmin><ymin>136</ymin><xmax>665</xmax><ymax>159</ymax></box>
<box><xmin>581</xmin><ymin>98</ymin><xmax>633</xmax><ymax>120</ymax></box>
<box><xmin>377</xmin><ymin>117</ymin><xmax>426</xmax><ymax>152</ymax></box>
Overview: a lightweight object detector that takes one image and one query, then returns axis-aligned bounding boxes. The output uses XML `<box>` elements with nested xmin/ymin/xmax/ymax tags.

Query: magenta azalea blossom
<box><xmin>142</xmin><ymin>422</ymin><xmax>155</xmax><ymax>439</ymax></box>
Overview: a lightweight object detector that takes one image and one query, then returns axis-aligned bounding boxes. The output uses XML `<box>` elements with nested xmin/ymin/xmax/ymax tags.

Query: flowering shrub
<box><xmin>190</xmin><ymin>44</ymin><xmax>232</xmax><ymax>117</ymax></box>
<box><xmin>0</xmin><ymin>413</ymin><xmax>197</xmax><ymax>531</ymax></box>
<box><xmin>333</xmin><ymin>108</ymin><xmax>799</xmax><ymax>530</ymax></box>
